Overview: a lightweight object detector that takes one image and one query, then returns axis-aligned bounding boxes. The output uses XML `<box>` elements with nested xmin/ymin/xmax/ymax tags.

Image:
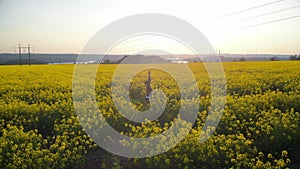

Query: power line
<box><xmin>208</xmin><ymin>15</ymin><xmax>300</xmax><ymax>36</ymax></box>
<box><xmin>207</xmin><ymin>2</ymin><xmax>300</xmax><ymax>35</ymax></box>
<box><xmin>217</xmin><ymin>0</ymin><xmax>285</xmax><ymax>18</ymax></box>
<box><xmin>229</xmin><ymin>4</ymin><xmax>300</xmax><ymax>24</ymax></box>
<box><xmin>231</xmin><ymin>15</ymin><xmax>300</xmax><ymax>32</ymax></box>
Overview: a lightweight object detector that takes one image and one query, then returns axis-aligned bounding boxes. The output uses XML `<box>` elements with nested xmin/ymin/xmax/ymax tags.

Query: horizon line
<box><xmin>0</xmin><ymin>52</ymin><xmax>298</xmax><ymax>56</ymax></box>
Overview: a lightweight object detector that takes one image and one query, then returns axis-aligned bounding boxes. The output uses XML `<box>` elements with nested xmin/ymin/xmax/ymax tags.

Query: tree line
<box><xmin>290</xmin><ymin>54</ymin><xmax>300</xmax><ymax>60</ymax></box>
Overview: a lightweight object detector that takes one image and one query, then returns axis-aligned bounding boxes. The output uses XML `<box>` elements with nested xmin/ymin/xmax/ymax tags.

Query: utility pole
<box><xmin>28</xmin><ymin>44</ymin><xmax>31</xmax><ymax>66</ymax></box>
<box><xmin>18</xmin><ymin>44</ymin><xmax>22</xmax><ymax>66</ymax></box>
<box><xmin>15</xmin><ymin>44</ymin><xmax>34</xmax><ymax>66</ymax></box>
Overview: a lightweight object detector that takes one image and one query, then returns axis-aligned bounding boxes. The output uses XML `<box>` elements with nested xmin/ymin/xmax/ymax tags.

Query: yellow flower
<box><xmin>165</xmin><ymin>159</ymin><xmax>171</xmax><ymax>165</ymax></box>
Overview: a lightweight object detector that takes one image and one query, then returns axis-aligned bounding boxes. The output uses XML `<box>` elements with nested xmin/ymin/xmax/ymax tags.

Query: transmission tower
<box><xmin>15</xmin><ymin>43</ymin><xmax>34</xmax><ymax>66</ymax></box>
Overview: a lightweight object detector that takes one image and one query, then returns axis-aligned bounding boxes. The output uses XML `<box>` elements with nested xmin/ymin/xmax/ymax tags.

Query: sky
<box><xmin>0</xmin><ymin>0</ymin><xmax>299</xmax><ymax>54</ymax></box>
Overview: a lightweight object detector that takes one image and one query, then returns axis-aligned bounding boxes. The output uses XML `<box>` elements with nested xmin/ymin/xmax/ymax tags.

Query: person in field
<box><xmin>145</xmin><ymin>70</ymin><xmax>152</xmax><ymax>103</ymax></box>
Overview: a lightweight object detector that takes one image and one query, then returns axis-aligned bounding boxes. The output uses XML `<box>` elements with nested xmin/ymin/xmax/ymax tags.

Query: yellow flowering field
<box><xmin>0</xmin><ymin>61</ymin><xmax>299</xmax><ymax>168</ymax></box>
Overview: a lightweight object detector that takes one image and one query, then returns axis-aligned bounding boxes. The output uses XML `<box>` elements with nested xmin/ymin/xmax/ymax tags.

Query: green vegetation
<box><xmin>0</xmin><ymin>61</ymin><xmax>299</xmax><ymax>168</ymax></box>
<box><xmin>290</xmin><ymin>55</ymin><xmax>300</xmax><ymax>60</ymax></box>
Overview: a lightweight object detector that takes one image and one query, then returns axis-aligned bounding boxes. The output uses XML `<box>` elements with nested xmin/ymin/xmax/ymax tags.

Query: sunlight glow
<box><xmin>0</xmin><ymin>0</ymin><xmax>299</xmax><ymax>54</ymax></box>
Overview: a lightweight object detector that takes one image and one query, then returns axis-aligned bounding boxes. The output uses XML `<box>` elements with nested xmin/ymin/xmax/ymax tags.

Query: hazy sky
<box><xmin>0</xmin><ymin>0</ymin><xmax>299</xmax><ymax>54</ymax></box>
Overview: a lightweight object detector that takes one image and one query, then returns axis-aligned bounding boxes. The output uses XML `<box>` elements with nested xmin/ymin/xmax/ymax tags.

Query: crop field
<box><xmin>0</xmin><ymin>61</ymin><xmax>300</xmax><ymax>168</ymax></box>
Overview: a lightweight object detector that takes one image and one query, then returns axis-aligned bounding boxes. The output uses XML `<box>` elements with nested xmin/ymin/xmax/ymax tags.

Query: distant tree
<box><xmin>270</xmin><ymin>57</ymin><xmax>278</xmax><ymax>61</ymax></box>
<box><xmin>239</xmin><ymin>57</ymin><xmax>246</xmax><ymax>62</ymax></box>
<box><xmin>290</xmin><ymin>55</ymin><xmax>297</xmax><ymax>60</ymax></box>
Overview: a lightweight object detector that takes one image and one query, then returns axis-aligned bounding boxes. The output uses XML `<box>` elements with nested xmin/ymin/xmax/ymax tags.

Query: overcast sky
<box><xmin>0</xmin><ymin>0</ymin><xmax>299</xmax><ymax>54</ymax></box>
